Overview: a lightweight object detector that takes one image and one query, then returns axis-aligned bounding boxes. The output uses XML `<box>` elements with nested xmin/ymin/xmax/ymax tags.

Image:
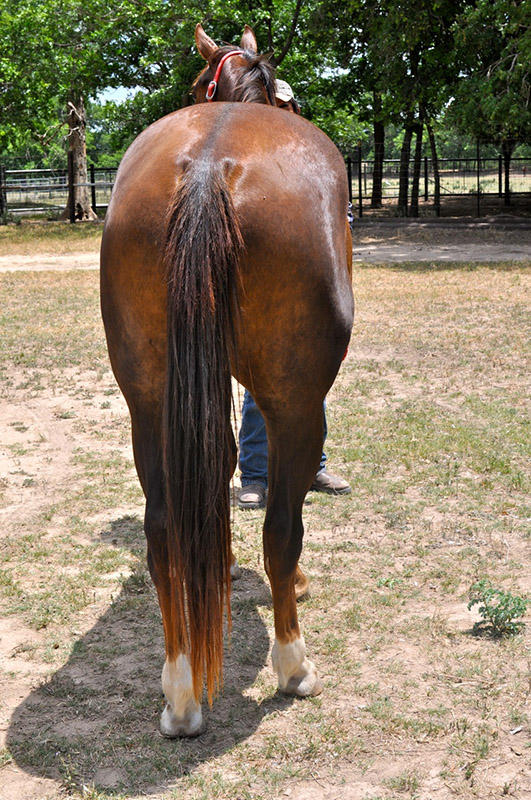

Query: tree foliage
<box><xmin>1</xmin><ymin>1</ymin><xmax>120</xmax><ymax>148</ymax></box>
<box><xmin>450</xmin><ymin>0</ymin><xmax>531</xmax><ymax>147</ymax></box>
<box><xmin>1</xmin><ymin>0</ymin><xmax>529</xmax><ymax>186</ymax></box>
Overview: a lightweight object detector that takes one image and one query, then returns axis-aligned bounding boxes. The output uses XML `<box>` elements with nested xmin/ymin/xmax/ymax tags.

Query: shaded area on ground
<box><xmin>5</xmin><ymin>519</ymin><xmax>288</xmax><ymax>795</ymax></box>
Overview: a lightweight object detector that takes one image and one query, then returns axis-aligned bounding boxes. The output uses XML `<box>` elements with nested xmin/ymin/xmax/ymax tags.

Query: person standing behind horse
<box><xmin>237</xmin><ymin>79</ymin><xmax>351</xmax><ymax>510</ymax></box>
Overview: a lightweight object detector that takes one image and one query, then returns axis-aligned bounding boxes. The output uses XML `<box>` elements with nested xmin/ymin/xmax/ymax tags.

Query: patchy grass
<box><xmin>0</xmin><ymin>255</ymin><xmax>530</xmax><ymax>800</ymax></box>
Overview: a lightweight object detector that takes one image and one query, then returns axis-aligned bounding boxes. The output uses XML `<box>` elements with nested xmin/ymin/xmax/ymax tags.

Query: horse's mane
<box><xmin>194</xmin><ymin>46</ymin><xmax>276</xmax><ymax>105</ymax></box>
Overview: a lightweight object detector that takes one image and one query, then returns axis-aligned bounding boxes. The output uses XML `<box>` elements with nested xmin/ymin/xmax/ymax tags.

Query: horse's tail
<box><xmin>163</xmin><ymin>161</ymin><xmax>243</xmax><ymax>704</ymax></box>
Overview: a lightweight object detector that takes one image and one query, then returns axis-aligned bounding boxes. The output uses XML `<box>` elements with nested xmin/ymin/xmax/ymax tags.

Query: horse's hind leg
<box><xmin>131</xmin><ymin>414</ymin><xmax>204</xmax><ymax>737</ymax></box>
<box><xmin>262</xmin><ymin>403</ymin><xmax>325</xmax><ymax>697</ymax></box>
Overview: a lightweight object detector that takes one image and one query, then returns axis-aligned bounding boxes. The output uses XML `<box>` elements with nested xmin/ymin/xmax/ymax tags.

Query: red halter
<box><xmin>206</xmin><ymin>50</ymin><xmax>245</xmax><ymax>101</ymax></box>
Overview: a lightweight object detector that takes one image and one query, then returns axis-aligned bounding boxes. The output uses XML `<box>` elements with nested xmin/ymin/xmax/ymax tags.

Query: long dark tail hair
<box><xmin>163</xmin><ymin>160</ymin><xmax>242</xmax><ymax>703</ymax></box>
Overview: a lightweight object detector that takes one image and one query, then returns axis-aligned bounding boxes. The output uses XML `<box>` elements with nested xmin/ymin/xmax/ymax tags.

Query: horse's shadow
<box><xmin>7</xmin><ymin>516</ymin><xmax>293</xmax><ymax>795</ymax></box>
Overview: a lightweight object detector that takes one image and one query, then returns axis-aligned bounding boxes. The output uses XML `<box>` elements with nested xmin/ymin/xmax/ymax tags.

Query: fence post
<box><xmin>347</xmin><ymin>156</ymin><xmax>352</xmax><ymax>203</ymax></box>
<box><xmin>90</xmin><ymin>163</ymin><xmax>97</xmax><ymax>213</ymax></box>
<box><xmin>0</xmin><ymin>164</ymin><xmax>7</xmax><ymax>217</ymax></box>
<box><xmin>357</xmin><ymin>140</ymin><xmax>363</xmax><ymax>218</ymax></box>
<box><xmin>67</xmin><ymin>151</ymin><xmax>76</xmax><ymax>223</ymax></box>
<box><xmin>498</xmin><ymin>155</ymin><xmax>503</xmax><ymax>197</ymax></box>
<box><xmin>424</xmin><ymin>156</ymin><xmax>428</xmax><ymax>201</ymax></box>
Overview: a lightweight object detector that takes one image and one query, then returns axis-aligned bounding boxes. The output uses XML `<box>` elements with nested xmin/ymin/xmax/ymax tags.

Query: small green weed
<box><xmin>468</xmin><ymin>579</ymin><xmax>528</xmax><ymax>636</ymax></box>
<box><xmin>377</xmin><ymin>576</ymin><xmax>403</xmax><ymax>589</ymax></box>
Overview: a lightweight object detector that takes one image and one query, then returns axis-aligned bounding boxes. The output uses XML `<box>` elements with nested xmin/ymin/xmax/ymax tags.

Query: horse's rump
<box><xmin>104</xmin><ymin>102</ymin><xmax>352</xmax><ymax>407</ymax></box>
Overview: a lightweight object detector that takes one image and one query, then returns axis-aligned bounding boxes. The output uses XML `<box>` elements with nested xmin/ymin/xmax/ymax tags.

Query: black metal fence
<box><xmin>0</xmin><ymin>163</ymin><xmax>117</xmax><ymax>218</ymax></box>
<box><xmin>346</xmin><ymin>154</ymin><xmax>531</xmax><ymax>216</ymax></box>
<box><xmin>1</xmin><ymin>153</ymin><xmax>530</xmax><ymax>221</ymax></box>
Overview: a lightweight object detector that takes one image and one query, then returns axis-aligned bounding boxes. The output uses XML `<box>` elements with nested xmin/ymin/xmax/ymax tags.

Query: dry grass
<box><xmin>0</xmin><ymin>220</ymin><xmax>103</xmax><ymax>256</ymax></box>
<box><xmin>0</xmin><ymin>236</ymin><xmax>530</xmax><ymax>800</ymax></box>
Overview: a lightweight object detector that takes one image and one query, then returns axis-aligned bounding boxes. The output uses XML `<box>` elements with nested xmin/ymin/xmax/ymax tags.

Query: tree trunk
<box><xmin>0</xmin><ymin>164</ymin><xmax>6</xmax><ymax>217</ymax></box>
<box><xmin>61</xmin><ymin>91</ymin><xmax>97</xmax><ymax>221</ymax></box>
<box><xmin>397</xmin><ymin>126</ymin><xmax>413</xmax><ymax>217</ymax></box>
<box><xmin>502</xmin><ymin>140</ymin><xmax>514</xmax><ymax>207</ymax></box>
<box><xmin>426</xmin><ymin>121</ymin><xmax>440</xmax><ymax>217</ymax></box>
<box><xmin>371</xmin><ymin>93</ymin><xmax>385</xmax><ymax>208</ymax></box>
<box><xmin>409</xmin><ymin>123</ymin><xmax>423</xmax><ymax>218</ymax></box>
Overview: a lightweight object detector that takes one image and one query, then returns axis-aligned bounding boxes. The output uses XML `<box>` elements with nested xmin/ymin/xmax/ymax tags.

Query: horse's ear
<box><xmin>195</xmin><ymin>23</ymin><xmax>217</xmax><ymax>60</ymax></box>
<box><xmin>240</xmin><ymin>25</ymin><xmax>257</xmax><ymax>53</ymax></box>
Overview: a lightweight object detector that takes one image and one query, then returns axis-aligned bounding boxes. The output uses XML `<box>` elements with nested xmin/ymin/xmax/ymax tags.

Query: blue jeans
<box><xmin>239</xmin><ymin>389</ymin><xmax>327</xmax><ymax>488</ymax></box>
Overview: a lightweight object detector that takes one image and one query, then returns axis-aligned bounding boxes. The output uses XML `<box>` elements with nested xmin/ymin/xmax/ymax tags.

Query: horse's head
<box><xmin>192</xmin><ymin>24</ymin><xmax>276</xmax><ymax>106</ymax></box>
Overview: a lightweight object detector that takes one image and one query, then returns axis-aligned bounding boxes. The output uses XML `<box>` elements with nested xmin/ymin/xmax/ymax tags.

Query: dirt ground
<box><xmin>0</xmin><ymin>223</ymin><xmax>529</xmax><ymax>800</ymax></box>
<box><xmin>0</xmin><ymin>220</ymin><xmax>531</xmax><ymax>272</ymax></box>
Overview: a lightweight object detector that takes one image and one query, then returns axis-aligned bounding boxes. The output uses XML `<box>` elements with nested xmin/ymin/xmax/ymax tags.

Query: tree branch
<box><xmin>266</xmin><ymin>17</ymin><xmax>274</xmax><ymax>53</ymax></box>
<box><xmin>272</xmin><ymin>0</ymin><xmax>304</xmax><ymax>67</ymax></box>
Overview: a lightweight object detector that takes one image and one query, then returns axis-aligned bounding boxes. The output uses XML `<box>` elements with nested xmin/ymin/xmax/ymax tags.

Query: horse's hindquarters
<box><xmin>100</xmin><ymin>102</ymin><xmax>354</xmax><ymax>732</ymax></box>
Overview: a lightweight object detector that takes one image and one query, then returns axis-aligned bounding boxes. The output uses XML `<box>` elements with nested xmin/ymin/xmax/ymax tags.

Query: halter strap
<box><xmin>206</xmin><ymin>50</ymin><xmax>245</xmax><ymax>101</ymax></box>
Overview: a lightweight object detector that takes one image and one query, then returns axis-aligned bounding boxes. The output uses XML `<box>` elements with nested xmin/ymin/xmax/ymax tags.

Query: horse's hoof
<box><xmin>272</xmin><ymin>638</ymin><xmax>323</xmax><ymax>698</ymax></box>
<box><xmin>282</xmin><ymin>662</ymin><xmax>323</xmax><ymax>697</ymax></box>
<box><xmin>285</xmin><ymin>672</ymin><xmax>323</xmax><ymax>697</ymax></box>
<box><xmin>294</xmin><ymin>566</ymin><xmax>310</xmax><ymax>601</ymax></box>
<box><xmin>295</xmin><ymin>581</ymin><xmax>311</xmax><ymax>601</ymax></box>
<box><xmin>160</xmin><ymin>703</ymin><xmax>205</xmax><ymax>738</ymax></box>
<box><xmin>230</xmin><ymin>559</ymin><xmax>242</xmax><ymax>580</ymax></box>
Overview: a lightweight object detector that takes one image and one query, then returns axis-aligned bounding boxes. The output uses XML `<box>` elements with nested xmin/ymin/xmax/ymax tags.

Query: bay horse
<box><xmin>100</xmin><ymin>24</ymin><xmax>354</xmax><ymax>737</ymax></box>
